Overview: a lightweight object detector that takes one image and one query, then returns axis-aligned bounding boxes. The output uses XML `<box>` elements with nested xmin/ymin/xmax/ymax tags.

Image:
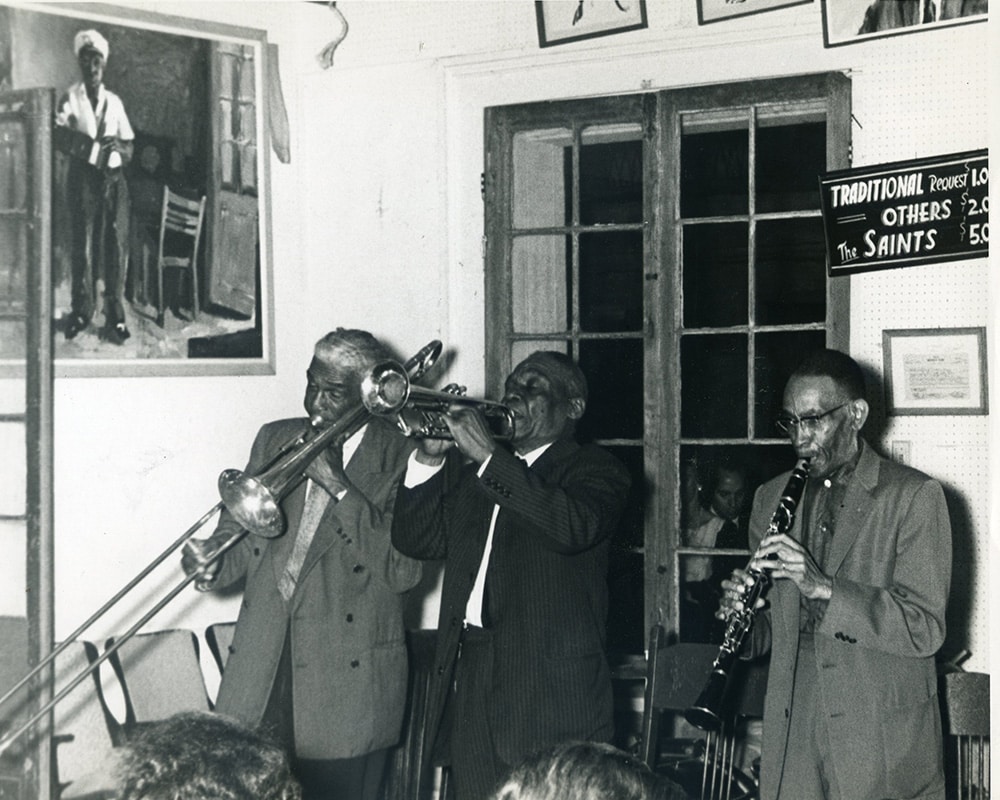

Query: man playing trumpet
<box><xmin>391</xmin><ymin>351</ymin><xmax>631</xmax><ymax>800</ymax></box>
<box><xmin>183</xmin><ymin>329</ymin><xmax>422</xmax><ymax>800</ymax></box>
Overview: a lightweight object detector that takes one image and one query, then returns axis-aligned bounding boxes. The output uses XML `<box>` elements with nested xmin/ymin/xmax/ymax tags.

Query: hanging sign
<box><xmin>819</xmin><ymin>149</ymin><xmax>988</xmax><ymax>276</ymax></box>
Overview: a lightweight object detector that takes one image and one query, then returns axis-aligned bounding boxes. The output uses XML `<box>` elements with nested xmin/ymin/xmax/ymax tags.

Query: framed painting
<box><xmin>698</xmin><ymin>0</ymin><xmax>812</xmax><ymax>25</ymax></box>
<box><xmin>0</xmin><ymin>2</ymin><xmax>275</xmax><ymax>377</ymax></box>
<box><xmin>822</xmin><ymin>0</ymin><xmax>986</xmax><ymax>47</ymax></box>
<box><xmin>883</xmin><ymin>328</ymin><xmax>988</xmax><ymax>415</ymax></box>
<box><xmin>535</xmin><ymin>0</ymin><xmax>648</xmax><ymax>47</ymax></box>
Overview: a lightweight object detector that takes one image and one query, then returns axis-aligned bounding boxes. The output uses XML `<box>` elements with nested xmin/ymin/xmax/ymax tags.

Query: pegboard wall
<box><xmin>845</xmin><ymin>25</ymin><xmax>991</xmax><ymax>671</ymax></box>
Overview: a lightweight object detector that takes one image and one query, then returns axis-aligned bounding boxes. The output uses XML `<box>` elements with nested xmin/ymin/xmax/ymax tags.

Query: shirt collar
<box><xmin>516</xmin><ymin>441</ymin><xmax>552</xmax><ymax>467</ymax></box>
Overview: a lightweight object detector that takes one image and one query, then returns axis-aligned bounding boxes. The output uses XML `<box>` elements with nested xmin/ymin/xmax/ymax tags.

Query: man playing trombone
<box><xmin>391</xmin><ymin>351</ymin><xmax>631</xmax><ymax>800</ymax></box>
<box><xmin>182</xmin><ymin>328</ymin><xmax>422</xmax><ymax>800</ymax></box>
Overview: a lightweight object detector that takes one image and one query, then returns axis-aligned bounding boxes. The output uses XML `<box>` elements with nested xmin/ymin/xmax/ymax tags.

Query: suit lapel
<box><xmin>825</xmin><ymin>442</ymin><xmax>879</xmax><ymax>575</ymax></box>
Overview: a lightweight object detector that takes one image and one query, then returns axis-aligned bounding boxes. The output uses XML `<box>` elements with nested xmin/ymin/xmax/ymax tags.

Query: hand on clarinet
<box><xmin>715</xmin><ymin>567</ymin><xmax>763</xmax><ymax>621</ymax></box>
<box><xmin>752</xmin><ymin>533</ymin><xmax>833</xmax><ymax>601</ymax></box>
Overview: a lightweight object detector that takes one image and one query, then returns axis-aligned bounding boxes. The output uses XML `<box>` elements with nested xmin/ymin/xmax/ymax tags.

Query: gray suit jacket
<box><xmin>208</xmin><ymin>416</ymin><xmax>421</xmax><ymax>759</ymax></box>
<box><xmin>749</xmin><ymin>440</ymin><xmax>950</xmax><ymax>800</ymax></box>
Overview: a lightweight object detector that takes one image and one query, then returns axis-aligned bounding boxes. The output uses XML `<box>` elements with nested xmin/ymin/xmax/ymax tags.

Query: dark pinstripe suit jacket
<box><xmin>391</xmin><ymin>438</ymin><xmax>631</xmax><ymax>766</ymax></box>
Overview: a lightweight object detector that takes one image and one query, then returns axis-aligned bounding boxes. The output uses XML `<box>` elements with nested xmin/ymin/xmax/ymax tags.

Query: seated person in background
<box><xmin>680</xmin><ymin>456</ymin><xmax>750</xmax><ymax>643</ymax></box>
<box><xmin>116</xmin><ymin>710</ymin><xmax>301</xmax><ymax>800</ymax></box>
<box><xmin>491</xmin><ymin>740</ymin><xmax>688</xmax><ymax>800</ymax></box>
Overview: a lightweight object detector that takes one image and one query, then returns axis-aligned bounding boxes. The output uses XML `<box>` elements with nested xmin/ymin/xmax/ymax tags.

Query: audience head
<box><xmin>116</xmin><ymin>711</ymin><xmax>301</xmax><ymax>800</ymax></box>
<box><xmin>306</xmin><ymin>328</ymin><xmax>392</xmax><ymax>428</ymax></box>
<box><xmin>704</xmin><ymin>457</ymin><xmax>749</xmax><ymax>522</ymax></box>
<box><xmin>781</xmin><ymin>348</ymin><xmax>870</xmax><ymax>479</ymax></box>
<box><xmin>503</xmin><ymin>351</ymin><xmax>588</xmax><ymax>452</ymax></box>
<box><xmin>491</xmin><ymin>740</ymin><xmax>688</xmax><ymax>800</ymax></box>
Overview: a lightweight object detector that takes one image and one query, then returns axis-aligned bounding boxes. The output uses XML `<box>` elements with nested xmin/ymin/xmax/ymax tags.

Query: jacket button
<box><xmin>784</xmin><ymin>708</ymin><xmax>789</xmax><ymax>718</ymax></box>
<box><xmin>437</xmin><ymin>666</ymin><xmax>445</xmax><ymax>675</ymax></box>
<box><xmin>253</xmin><ymin>547</ymin><xmax>260</xmax><ymax>556</ymax></box>
<box><xmin>353</xmin><ymin>564</ymin><xmax>363</xmax><ymax>573</ymax></box>
<box><xmin>346</xmin><ymin>614</ymin><xmax>354</xmax><ymax>623</ymax></box>
<box><xmin>350</xmin><ymin>660</ymin><xmax>360</xmax><ymax>668</ymax></box>
<box><xmin>227</xmin><ymin>645</ymin><xmax>235</xmax><ymax>653</ymax></box>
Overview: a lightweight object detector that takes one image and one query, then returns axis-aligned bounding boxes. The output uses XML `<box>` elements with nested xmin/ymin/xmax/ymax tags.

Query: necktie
<box><xmin>278</xmin><ymin>479</ymin><xmax>330</xmax><ymax>602</ymax></box>
<box><xmin>715</xmin><ymin>518</ymin><xmax>741</xmax><ymax>549</ymax></box>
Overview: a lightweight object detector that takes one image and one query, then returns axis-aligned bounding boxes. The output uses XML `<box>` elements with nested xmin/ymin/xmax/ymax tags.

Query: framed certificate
<box><xmin>883</xmin><ymin>328</ymin><xmax>988</xmax><ymax>415</ymax></box>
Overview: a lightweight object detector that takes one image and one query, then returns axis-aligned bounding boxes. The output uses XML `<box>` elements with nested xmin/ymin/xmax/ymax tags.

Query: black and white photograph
<box><xmin>0</xmin><ymin>1</ymin><xmax>993</xmax><ymax>799</ymax></box>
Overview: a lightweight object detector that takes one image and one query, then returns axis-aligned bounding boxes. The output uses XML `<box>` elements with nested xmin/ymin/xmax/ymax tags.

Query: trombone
<box><xmin>0</xmin><ymin>339</ymin><xmax>443</xmax><ymax>755</ymax></box>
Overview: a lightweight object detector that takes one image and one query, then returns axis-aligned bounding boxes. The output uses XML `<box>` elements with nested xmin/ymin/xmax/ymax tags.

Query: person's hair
<box><xmin>789</xmin><ymin>348</ymin><xmax>867</xmax><ymax>401</ymax></box>
<box><xmin>115</xmin><ymin>711</ymin><xmax>301</xmax><ymax>800</ymax></box>
<box><xmin>313</xmin><ymin>327</ymin><xmax>392</xmax><ymax>374</ymax></box>
<box><xmin>517</xmin><ymin>351</ymin><xmax>588</xmax><ymax>403</ymax></box>
<box><xmin>491</xmin><ymin>740</ymin><xmax>687</xmax><ymax>800</ymax></box>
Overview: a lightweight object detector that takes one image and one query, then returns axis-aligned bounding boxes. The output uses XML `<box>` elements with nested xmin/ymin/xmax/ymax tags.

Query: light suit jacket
<box><xmin>748</xmin><ymin>441</ymin><xmax>951</xmax><ymax>800</ymax></box>
<box><xmin>207</xmin><ymin>416</ymin><xmax>421</xmax><ymax>759</ymax></box>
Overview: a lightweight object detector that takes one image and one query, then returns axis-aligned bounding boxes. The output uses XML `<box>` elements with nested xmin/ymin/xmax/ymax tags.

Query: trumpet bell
<box><xmin>218</xmin><ymin>469</ymin><xmax>285</xmax><ymax>538</ymax></box>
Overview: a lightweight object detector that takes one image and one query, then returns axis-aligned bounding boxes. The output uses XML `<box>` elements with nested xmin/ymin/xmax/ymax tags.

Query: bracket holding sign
<box><xmin>819</xmin><ymin>150</ymin><xmax>988</xmax><ymax>276</ymax></box>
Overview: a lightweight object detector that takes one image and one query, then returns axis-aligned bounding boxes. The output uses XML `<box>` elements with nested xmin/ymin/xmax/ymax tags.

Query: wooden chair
<box><xmin>382</xmin><ymin>630</ymin><xmax>444</xmax><ymax>800</ymax></box>
<box><xmin>104</xmin><ymin>629</ymin><xmax>212</xmax><ymax>738</ymax></box>
<box><xmin>205</xmin><ymin>621</ymin><xmax>237</xmax><ymax>676</ymax></box>
<box><xmin>940</xmin><ymin>671</ymin><xmax>990</xmax><ymax>800</ymax></box>
<box><xmin>53</xmin><ymin>640</ymin><xmax>123</xmax><ymax>800</ymax></box>
<box><xmin>155</xmin><ymin>186</ymin><xmax>206</xmax><ymax>327</ymax></box>
<box><xmin>640</xmin><ymin>625</ymin><xmax>765</xmax><ymax>800</ymax></box>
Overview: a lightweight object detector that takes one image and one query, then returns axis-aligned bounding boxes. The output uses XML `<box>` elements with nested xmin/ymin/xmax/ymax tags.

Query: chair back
<box><xmin>105</xmin><ymin>629</ymin><xmax>211</xmax><ymax>732</ymax></box>
<box><xmin>0</xmin><ymin>616</ymin><xmax>30</xmax><ymax>727</ymax></box>
<box><xmin>205</xmin><ymin>621</ymin><xmax>237</xmax><ymax>675</ymax></box>
<box><xmin>52</xmin><ymin>640</ymin><xmax>122</xmax><ymax>798</ymax></box>
<box><xmin>159</xmin><ymin>186</ymin><xmax>206</xmax><ymax>247</ymax></box>
<box><xmin>940</xmin><ymin>671</ymin><xmax>990</xmax><ymax>800</ymax></box>
<box><xmin>641</xmin><ymin>625</ymin><xmax>765</xmax><ymax>800</ymax></box>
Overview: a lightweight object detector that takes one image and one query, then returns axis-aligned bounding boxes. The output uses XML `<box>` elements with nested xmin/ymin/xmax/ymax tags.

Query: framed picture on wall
<box><xmin>535</xmin><ymin>0</ymin><xmax>648</xmax><ymax>47</ymax></box>
<box><xmin>0</xmin><ymin>2</ymin><xmax>276</xmax><ymax>377</ymax></box>
<box><xmin>822</xmin><ymin>0</ymin><xmax>987</xmax><ymax>47</ymax></box>
<box><xmin>697</xmin><ymin>0</ymin><xmax>812</xmax><ymax>25</ymax></box>
<box><xmin>883</xmin><ymin>328</ymin><xmax>989</xmax><ymax>415</ymax></box>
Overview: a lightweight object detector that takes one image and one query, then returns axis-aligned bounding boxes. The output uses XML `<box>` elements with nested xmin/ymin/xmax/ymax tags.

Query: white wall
<box><xmin>0</xmin><ymin>1</ymin><xmax>994</xmax><ymax>701</ymax></box>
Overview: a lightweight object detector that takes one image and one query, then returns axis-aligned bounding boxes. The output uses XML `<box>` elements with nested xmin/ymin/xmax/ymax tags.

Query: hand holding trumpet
<box><xmin>181</xmin><ymin>537</ymin><xmax>222</xmax><ymax>592</ymax></box>
<box><xmin>415</xmin><ymin>404</ymin><xmax>498</xmax><ymax>467</ymax></box>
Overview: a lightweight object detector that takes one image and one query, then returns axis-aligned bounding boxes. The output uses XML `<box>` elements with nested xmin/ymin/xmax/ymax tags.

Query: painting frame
<box><xmin>0</xmin><ymin>1</ymin><xmax>276</xmax><ymax>378</ymax></box>
<box><xmin>697</xmin><ymin>0</ymin><xmax>812</xmax><ymax>26</ymax></box>
<box><xmin>535</xmin><ymin>0</ymin><xmax>648</xmax><ymax>48</ymax></box>
<box><xmin>883</xmin><ymin>328</ymin><xmax>988</xmax><ymax>416</ymax></box>
<box><xmin>821</xmin><ymin>0</ymin><xmax>987</xmax><ymax>48</ymax></box>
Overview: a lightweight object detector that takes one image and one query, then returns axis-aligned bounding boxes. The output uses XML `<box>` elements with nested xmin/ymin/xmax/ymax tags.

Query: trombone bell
<box><xmin>218</xmin><ymin>470</ymin><xmax>285</xmax><ymax>539</ymax></box>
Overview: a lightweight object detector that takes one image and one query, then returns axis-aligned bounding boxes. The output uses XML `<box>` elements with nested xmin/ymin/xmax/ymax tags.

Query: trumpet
<box><xmin>361</xmin><ymin>359</ymin><xmax>515</xmax><ymax>441</ymax></box>
<box><xmin>0</xmin><ymin>339</ymin><xmax>444</xmax><ymax>756</ymax></box>
<box><xmin>684</xmin><ymin>458</ymin><xmax>810</xmax><ymax>732</ymax></box>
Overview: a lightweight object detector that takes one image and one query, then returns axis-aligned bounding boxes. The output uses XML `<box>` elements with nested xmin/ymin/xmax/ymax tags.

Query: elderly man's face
<box><xmin>502</xmin><ymin>362</ymin><xmax>581</xmax><ymax>453</ymax></box>
<box><xmin>78</xmin><ymin>48</ymin><xmax>104</xmax><ymax>91</ymax></box>
<box><xmin>781</xmin><ymin>375</ymin><xmax>861</xmax><ymax>479</ymax></box>
<box><xmin>303</xmin><ymin>355</ymin><xmax>361</xmax><ymax>429</ymax></box>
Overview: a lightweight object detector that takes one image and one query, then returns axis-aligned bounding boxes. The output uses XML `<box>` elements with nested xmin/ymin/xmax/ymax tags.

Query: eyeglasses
<box><xmin>775</xmin><ymin>401</ymin><xmax>851</xmax><ymax>435</ymax></box>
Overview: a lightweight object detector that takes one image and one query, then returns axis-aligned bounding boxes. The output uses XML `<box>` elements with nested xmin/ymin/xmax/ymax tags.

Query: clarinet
<box><xmin>684</xmin><ymin>458</ymin><xmax>810</xmax><ymax>731</ymax></box>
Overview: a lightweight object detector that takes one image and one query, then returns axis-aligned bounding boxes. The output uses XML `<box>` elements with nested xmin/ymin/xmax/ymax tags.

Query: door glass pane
<box><xmin>578</xmin><ymin>338</ymin><xmax>643</xmax><ymax>440</ymax></box>
<box><xmin>681</xmin><ymin>115</ymin><xmax>749</xmax><ymax>217</ymax></box>
<box><xmin>753</xmin><ymin>329</ymin><xmax>828</xmax><ymax>436</ymax></box>
<box><xmin>755</xmin><ymin>218</ymin><xmax>827</xmax><ymax>326</ymax></box>
<box><xmin>683</xmin><ymin>223</ymin><xmax>748</xmax><ymax>329</ymax></box>
<box><xmin>580</xmin><ymin>126</ymin><xmax>643</xmax><ymax>225</ymax></box>
<box><xmin>511</xmin><ymin>235</ymin><xmax>569</xmax><ymax>333</ymax></box>
<box><xmin>681</xmin><ymin>334</ymin><xmax>747</xmax><ymax>438</ymax></box>
<box><xmin>606</xmin><ymin>445</ymin><xmax>645</xmax><ymax>550</ymax></box>
<box><xmin>580</xmin><ymin>231</ymin><xmax>643</xmax><ymax>332</ymax></box>
<box><xmin>756</xmin><ymin>117</ymin><xmax>826</xmax><ymax>213</ymax></box>
<box><xmin>510</xmin><ymin>339</ymin><xmax>569</xmax><ymax>371</ymax></box>
<box><xmin>606</xmin><ymin>549</ymin><xmax>643</xmax><ymax>653</ymax></box>
<box><xmin>513</xmin><ymin>128</ymin><xmax>572</xmax><ymax>229</ymax></box>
